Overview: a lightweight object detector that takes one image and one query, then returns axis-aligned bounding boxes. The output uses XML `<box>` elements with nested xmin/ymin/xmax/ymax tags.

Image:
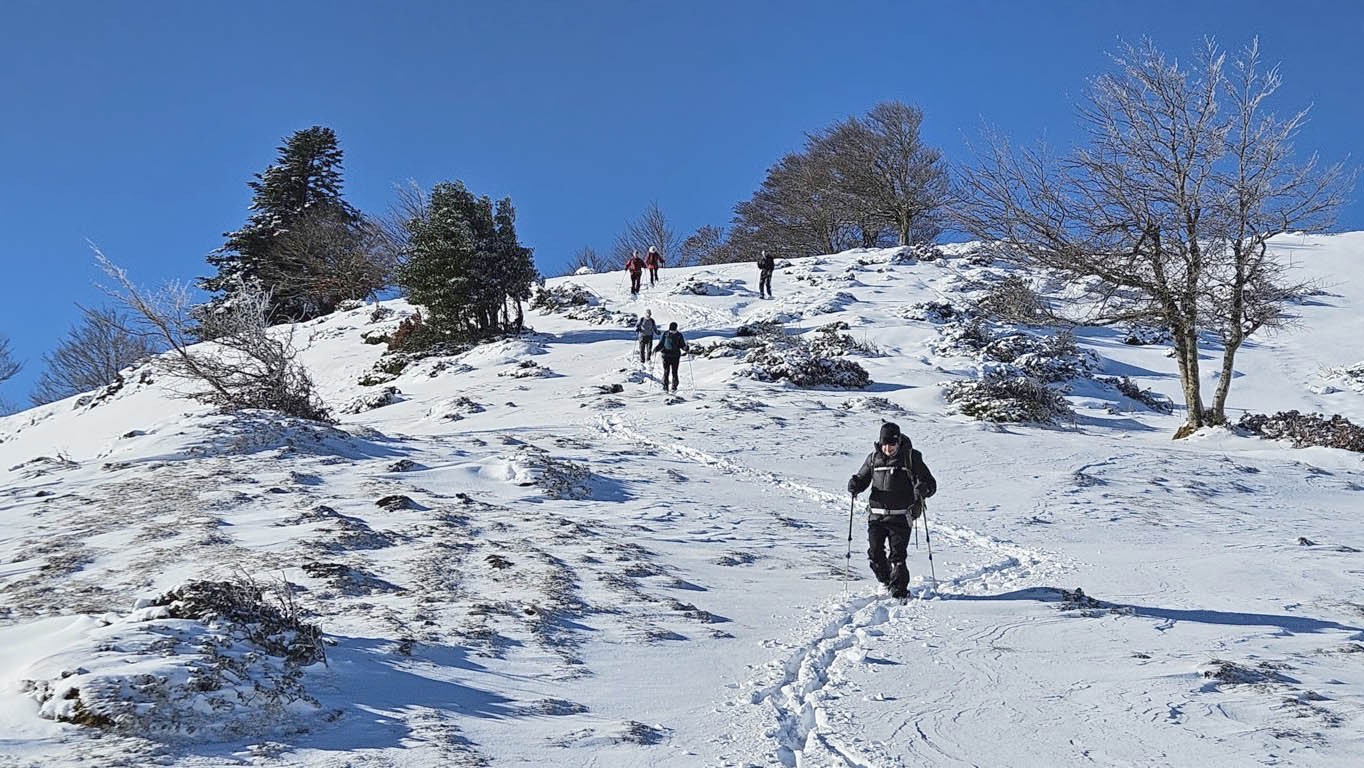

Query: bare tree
<box><xmin>0</xmin><ymin>334</ymin><xmax>20</xmax><ymax>415</ymax></box>
<box><xmin>958</xmin><ymin>38</ymin><xmax>1352</xmax><ymax>436</ymax></box>
<box><xmin>376</xmin><ymin>179</ymin><xmax>429</xmax><ymax>273</ymax></box>
<box><xmin>612</xmin><ymin>202</ymin><xmax>683</xmax><ymax>266</ymax></box>
<box><xmin>681</xmin><ymin>225</ymin><xmax>733</xmax><ymax>265</ymax></box>
<box><xmin>0</xmin><ymin>335</ymin><xmax>19</xmax><ymax>384</ymax></box>
<box><xmin>259</xmin><ymin>210</ymin><xmax>395</xmax><ymax>320</ymax></box>
<box><xmin>561</xmin><ymin>245</ymin><xmax>614</xmax><ymax>275</ymax></box>
<box><xmin>729</xmin><ymin>150</ymin><xmax>861</xmax><ymax>258</ymax></box>
<box><xmin>30</xmin><ymin>305</ymin><xmax>163</xmax><ymax>405</ymax></box>
<box><xmin>97</xmin><ymin>251</ymin><xmax>331</xmax><ymax>422</ymax></box>
<box><xmin>818</xmin><ymin>102</ymin><xmax>950</xmax><ymax>245</ymax></box>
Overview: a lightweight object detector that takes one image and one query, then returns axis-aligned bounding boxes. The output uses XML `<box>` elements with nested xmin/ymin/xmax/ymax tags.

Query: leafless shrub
<box><xmin>96</xmin><ymin>250</ymin><xmax>331</xmax><ymax>422</ymax></box>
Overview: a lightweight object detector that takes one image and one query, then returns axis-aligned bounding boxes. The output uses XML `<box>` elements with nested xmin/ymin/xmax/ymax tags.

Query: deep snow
<box><xmin>1</xmin><ymin>234</ymin><xmax>1362</xmax><ymax>767</ymax></box>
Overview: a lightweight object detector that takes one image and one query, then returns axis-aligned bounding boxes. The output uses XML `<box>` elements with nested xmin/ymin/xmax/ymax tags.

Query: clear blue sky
<box><xmin>2</xmin><ymin>0</ymin><xmax>1361</xmax><ymax>409</ymax></box>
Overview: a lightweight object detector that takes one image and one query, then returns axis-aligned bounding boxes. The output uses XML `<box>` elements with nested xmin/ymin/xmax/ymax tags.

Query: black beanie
<box><xmin>878</xmin><ymin>422</ymin><xmax>901</xmax><ymax>446</ymax></box>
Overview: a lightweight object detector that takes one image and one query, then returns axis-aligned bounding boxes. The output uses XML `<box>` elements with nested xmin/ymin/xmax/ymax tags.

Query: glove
<box><xmin>847</xmin><ymin>476</ymin><xmax>860</xmax><ymax>495</ymax></box>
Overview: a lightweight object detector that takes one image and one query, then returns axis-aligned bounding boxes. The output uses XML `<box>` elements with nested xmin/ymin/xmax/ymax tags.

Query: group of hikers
<box><xmin>633</xmin><ymin>309</ymin><xmax>690</xmax><ymax>393</ymax></box>
<box><xmin>624</xmin><ymin>247</ymin><xmax>666</xmax><ymax>295</ymax></box>
<box><xmin>624</xmin><ymin>248</ymin><xmax>934</xmax><ymax>597</ymax></box>
<box><xmin>623</xmin><ymin>247</ymin><xmax>778</xmax><ymax>299</ymax></box>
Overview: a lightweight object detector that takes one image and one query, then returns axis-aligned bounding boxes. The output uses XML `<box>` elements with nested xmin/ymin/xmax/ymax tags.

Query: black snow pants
<box><xmin>867</xmin><ymin>513</ymin><xmax>912</xmax><ymax>593</ymax></box>
<box><xmin>661</xmin><ymin>355</ymin><xmax>681</xmax><ymax>391</ymax></box>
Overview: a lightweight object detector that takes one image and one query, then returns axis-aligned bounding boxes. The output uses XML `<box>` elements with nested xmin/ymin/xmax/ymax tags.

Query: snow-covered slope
<box><xmin>1</xmin><ymin>234</ymin><xmax>1361</xmax><ymax>767</ymax></box>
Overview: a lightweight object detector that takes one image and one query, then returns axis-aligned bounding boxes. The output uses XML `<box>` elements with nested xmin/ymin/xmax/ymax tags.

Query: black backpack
<box><xmin>661</xmin><ymin>331</ymin><xmax>681</xmax><ymax>353</ymax></box>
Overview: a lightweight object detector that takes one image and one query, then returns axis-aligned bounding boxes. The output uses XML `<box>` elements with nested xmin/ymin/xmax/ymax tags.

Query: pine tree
<box><xmin>201</xmin><ymin>126</ymin><xmax>362</xmax><ymax>322</ymax></box>
<box><xmin>396</xmin><ymin>181</ymin><xmax>536</xmax><ymax>344</ymax></box>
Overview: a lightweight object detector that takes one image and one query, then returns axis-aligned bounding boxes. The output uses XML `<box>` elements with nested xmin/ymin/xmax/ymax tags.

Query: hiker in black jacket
<box><xmin>757</xmin><ymin>250</ymin><xmax>775</xmax><ymax>298</ymax></box>
<box><xmin>653</xmin><ymin>322</ymin><xmax>689</xmax><ymax>393</ymax></box>
<box><xmin>848</xmin><ymin>422</ymin><xmax>937</xmax><ymax>598</ymax></box>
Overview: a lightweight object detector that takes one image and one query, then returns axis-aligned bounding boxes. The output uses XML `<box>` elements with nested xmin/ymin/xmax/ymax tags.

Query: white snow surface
<box><xmin>2</xmin><ymin>234</ymin><xmax>1363</xmax><ymax>767</ymax></box>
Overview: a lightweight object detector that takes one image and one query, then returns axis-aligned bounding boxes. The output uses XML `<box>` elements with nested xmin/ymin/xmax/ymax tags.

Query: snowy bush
<box><xmin>360</xmin><ymin>328</ymin><xmax>389</xmax><ymax>345</ymax></box>
<box><xmin>23</xmin><ymin>579</ymin><xmax>325</xmax><ymax>740</ymax></box>
<box><xmin>428</xmin><ymin>396</ymin><xmax>486</xmax><ymax>421</ymax></box>
<box><xmin>499</xmin><ymin>360</ymin><xmax>554</xmax><ymax>379</ymax></box>
<box><xmin>75</xmin><ymin>368</ymin><xmax>156</xmax><ymax>410</ymax></box>
<box><xmin>930</xmin><ymin>318</ymin><xmax>996</xmax><ymax>356</ymax></box>
<box><xmin>1237</xmin><ymin>411</ymin><xmax>1364</xmax><ymax>453</ymax></box>
<box><xmin>357</xmin><ymin>353</ymin><xmax>412</xmax><ymax>386</ymax></box>
<box><xmin>530</xmin><ymin>282</ymin><xmax>597</xmax><ymax>312</ymax></box>
<box><xmin>1097</xmin><ymin>376</ymin><xmax>1174</xmax><ymax>414</ymax></box>
<box><xmin>889</xmin><ymin>243</ymin><xmax>943</xmax><ymax>264</ymax></box>
<box><xmin>734</xmin><ymin>320</ymin><xmax>789</xmax><ymax>339</ymax></box>
<box><xmin>495</xmin><ymin>445</ymin><xmax>596</xmax><ymax>500</ymax></box>
<box><xmin>840</xmin><ymin>396</ymin><xmax>907</xmax><ymax>414</ymax></box>
<box><xmin>710</xmin><ymin>321</ymin><xmax>869</xmax><ymax>387</ymax></box>
<box><xmin>1121</xmin><ymin>325</ymin><xmax>1172</xmax><ymax>346</ymax></box>
<box><xmin>341</xmin><ymin>386</ymin><xmax>403</xmax><ymax>414</ymax></box>
<box><xmin>976</xmin><ymin>276</ymin><xmax>1048</xmax><ymax>324</ymax></box>
<box><xmin>982</xmin><ymin>331</ymin><xmax>1098</xmax><ymax>382</ymax></box>
<box><xmin>809</xmin><ymin>322</ymin><xmax>882</xmax><ymax>358</ymax></box>
<box><xmin>902</xmin><ymin>301</ymin><xmax>972</xmax><ymax>324</ymax></box>
<box><xmin>1319</xmin><ymin>361</ymin><xmax>1364</xmax><ymax>394</ymax></box>
<box><xmin>944</xmin><ymin>373</ymin><xmax>1074</xmax><ymax>424</ymax></box>
<box><xmin>742</xmin><ymin>344</ymin><xmax>870</xmax><ymax>389</ymax></box>
<box><xmin>670</xmin><ymin>276</ymin><xmax>743</xmax><ymax>296</ymax></box>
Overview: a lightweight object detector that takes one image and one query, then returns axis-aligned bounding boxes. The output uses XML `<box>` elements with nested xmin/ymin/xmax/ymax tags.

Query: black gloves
<box><xmin>847</xmin><ymin>476</ymin><xmax>860</xmax><ymax>495</ymax></box>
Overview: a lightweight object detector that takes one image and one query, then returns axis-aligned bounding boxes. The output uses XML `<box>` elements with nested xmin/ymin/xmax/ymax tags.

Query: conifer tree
<box><xmin>201</xmin><ymin>126</ymin><xmax>363</xmax><ymax>322</ymax></box>
<box><xmin>396</xmin><ymin>181</ymin><xmax>536</xmax><ymax>343</ymax></box>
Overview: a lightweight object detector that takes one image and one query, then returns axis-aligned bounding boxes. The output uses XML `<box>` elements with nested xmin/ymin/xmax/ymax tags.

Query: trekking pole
<box><xmin>921</xmin><ymin>500</ymin><xmax>938</xmax><ymax>592</ymax></box>
<box><xmin>687</xmin><ymin>352</ymin><xmax>696</xmax><ymax>391</ymax></box>
<box><xmin>843</xmin><ymin>494</ymin><xmax>855</xmax><ymax>597</ymax></box>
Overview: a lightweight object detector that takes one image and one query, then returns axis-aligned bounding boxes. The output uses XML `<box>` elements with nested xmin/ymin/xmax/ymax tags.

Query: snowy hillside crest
<box><xmin>2</xmin><ymin>235</ymin><xmax>1363</xmax><ymax>766</ymax></box>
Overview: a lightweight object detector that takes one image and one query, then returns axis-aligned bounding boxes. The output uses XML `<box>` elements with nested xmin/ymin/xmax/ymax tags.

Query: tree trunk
<box><xmin>1171</xmin><ymin>319</ymin><xmax>1206</xmax><ymax>438</ymax></box>
<box><xmin>1209</xmin><ymin>241</ymin><xmax>1250</xmax><ymax>425</ymax></box>
<box><xmin>1209</xmin><ymin>339</ymin><xmax>1241</xmax><ymax>425</ymax></box>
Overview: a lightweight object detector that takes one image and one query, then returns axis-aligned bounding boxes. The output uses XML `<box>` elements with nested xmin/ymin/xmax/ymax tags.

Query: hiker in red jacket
<box><xmin>625</xmin><ymin>251</ymin><xmax>645</xmax><ymax>295</ymax></box>
<box><xmin>644</xmin><ymin>246</ymin><xmax>664</xmax><ymax>287</ymax></box>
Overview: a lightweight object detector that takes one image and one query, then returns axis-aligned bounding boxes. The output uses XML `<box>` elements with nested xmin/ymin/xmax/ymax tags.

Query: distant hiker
<box><xmin>645</xmin><ymin>246</ymin><xmax>664</xmax><ymax>287</ymax></box>
<box><xmin>636</xmin><ymin>309</ymin><xmax>658</xmax><ymax>365</ymax></box>
<box><xmin>626</xmin><ymin>251</ymin><xmax>645</xmax><ymax>295</ymax></box>
<box><xmin>653</xmin><ymin>321</ymin><xmax>690</xmax><ymax>393</ymax></box>
<box><xmin>757</xmin><ymin>250</ymin><xmax>775</xmax><ymax>298</ymax></box>
<box><xmin>847</xmin><ymin>422</ymin><xmax>937</xmax><ymax>599</ymax></box>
